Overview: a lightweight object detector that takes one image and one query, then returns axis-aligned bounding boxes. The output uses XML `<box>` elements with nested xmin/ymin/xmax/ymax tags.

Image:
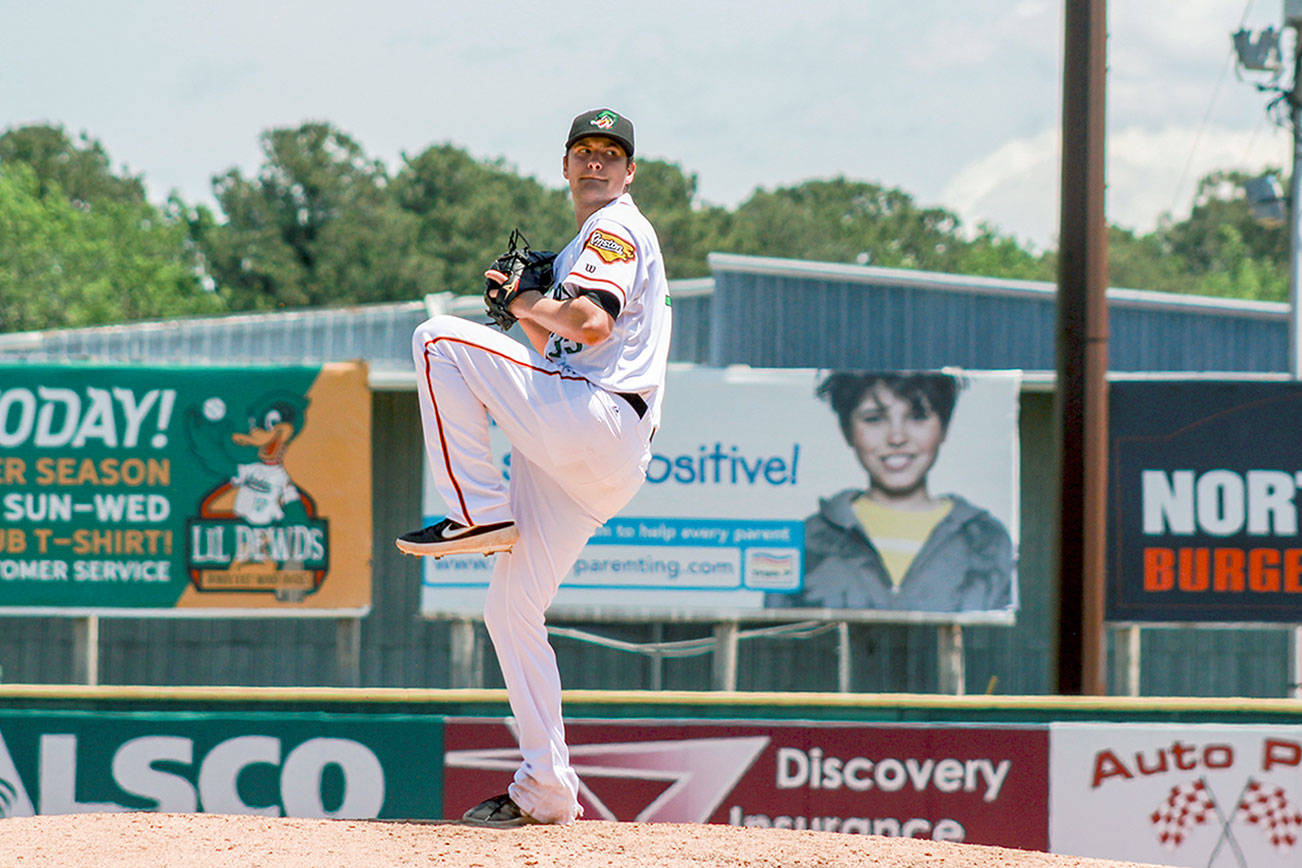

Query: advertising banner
<box><xmin>0</xmin><ymin>710</ymin><xmax>440</xmax><ymax>819</ymax></box>
<box><xmin>420</xmin><ymin>367</ymin><xmax>1020</xmax><ymax>622</ymax></box>
<box><xmin>444</xmin><ymin>718</ymin><xmax>1047</xmax><ymax>847</ymax></box>
<box><xmin>1108</xmin><ymin>381</ymin><xmax>1302</xmax><ymax>622</ymax></box>
<box><xmin>1049</xmin><ymin>723</ymin><xmax>1302</xmax><ymax>867</ymax></box>
<box><xmin>0</xmin><ymin>363</ymin><xmax>371</xmax><ymax>615</ymax></box>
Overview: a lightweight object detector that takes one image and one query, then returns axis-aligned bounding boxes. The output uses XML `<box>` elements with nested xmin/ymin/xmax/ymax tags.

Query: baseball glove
<box><xmin>483</xmin><ymin>229</ymin><xmax>556</xmax><ymax>330</ymax></box>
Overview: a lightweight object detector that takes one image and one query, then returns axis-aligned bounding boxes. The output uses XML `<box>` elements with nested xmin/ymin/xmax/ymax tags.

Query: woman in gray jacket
<box><xmin>770</xmin><ymin>371</ymin><xmax>1014</xmax><ymax>612</ymax></box>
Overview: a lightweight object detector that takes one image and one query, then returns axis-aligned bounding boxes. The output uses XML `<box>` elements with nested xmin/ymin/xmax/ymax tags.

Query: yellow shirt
<box><xmin>852</xmin><ymin>495</ymin><xmax>954</xmax><ymax>588</ymax></box>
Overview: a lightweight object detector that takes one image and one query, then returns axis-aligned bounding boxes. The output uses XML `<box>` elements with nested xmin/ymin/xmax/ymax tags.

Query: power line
<box><xmin>1168</xmin><ymin>46</ymin><xmax>1236</xmax><ymax>219</ymax></box>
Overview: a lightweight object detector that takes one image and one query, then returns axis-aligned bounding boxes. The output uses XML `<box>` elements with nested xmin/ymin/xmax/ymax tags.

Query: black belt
<box><xmin>615</xmin><ymin>391</ymin><xmax>647</xmax><ymax>419</ymax></box>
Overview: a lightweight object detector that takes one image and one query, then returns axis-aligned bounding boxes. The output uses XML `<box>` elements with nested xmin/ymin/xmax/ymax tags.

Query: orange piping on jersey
<box><xmin>422</xmin><ymin>335</ymin><xmax>593</xmax><ymax>524</ymax></box>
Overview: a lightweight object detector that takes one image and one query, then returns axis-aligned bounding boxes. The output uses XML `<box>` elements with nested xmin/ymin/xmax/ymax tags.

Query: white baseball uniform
<box><xmin>412</xmin><ymin>191</ymin><xmax>671</xmax><ymax>823</ymax></box>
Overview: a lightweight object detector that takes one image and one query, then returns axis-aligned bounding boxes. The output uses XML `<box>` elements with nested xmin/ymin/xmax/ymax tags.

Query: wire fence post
<box><xmin>1291</xmin><ymin>625</ymin><xmax>1302</xmax><ymax>699</ymax></box>
<box><xmin>336</xmin><ymin>618</ymin><xmax>362</xmax><ymax>687</ymax></box>
<box><xmin>449</xmin><ymin>618</ymin><xmax>481</xmax><ymax>689</ymax></box>
<box><xmin>937</xmin><ymin>624</ymin><xmax>965</xmax><ymax>696</ymax></box>
<box><xmin>711</xmin><ymin>622</ymin><xmax>739</xmax><ymax>691</ymax></box>
<box><xmin>72</xmin><ymin>615</ymin><xmax>99</xmax><ymax>686</ymax></box>
<box><xmin>648</xmin><ymin>623</ymin><xmax>664</xmax><ymax>691</ymax></box>
<box><xmin>1114</xmin><ymin>624</ymin><xmax>1142</xmax><ymax>697</ymax></box>
<box><xmin>837</xmin><ymin>622</ymin><xmax>851</xmax><ymax>693</ymax></box>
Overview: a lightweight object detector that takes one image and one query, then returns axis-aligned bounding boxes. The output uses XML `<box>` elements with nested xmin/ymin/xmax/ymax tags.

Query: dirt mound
<box><xmin>0</xmin><ymin>812</ymin><xmax>1174</xmax><ymax>867</ymax></box>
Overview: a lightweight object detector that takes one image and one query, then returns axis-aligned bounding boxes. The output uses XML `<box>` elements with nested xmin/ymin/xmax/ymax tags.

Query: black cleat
<box><xmin>460</xmin><ymin>793</ymin><xmax>540</xmax><ymax>828</ymax></box>
<box><xmin>395</xmin><ymin>518</ymin><xmax>518</xmax><ymax>558</ymax></box>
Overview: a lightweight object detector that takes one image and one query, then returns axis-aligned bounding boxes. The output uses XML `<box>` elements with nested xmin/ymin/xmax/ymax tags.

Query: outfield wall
<box><xmin>0</xmin><ymin>687</ymin><xmax>1299</xmax><ymax>865</ymax></box>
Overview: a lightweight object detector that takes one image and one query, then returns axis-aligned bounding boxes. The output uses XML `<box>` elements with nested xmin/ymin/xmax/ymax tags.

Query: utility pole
<box><xmin>1236</xmin><ymin>5</ymin><xmax>1302</xmax><ymax>697</ymax></box>
<box><xmin>1287</xmin><ymin>4</ymin><xmax>1302</xmax><ymax>700</ymax></box>
<box><xmin>1288</xmin><ymin>12</ymin><xmax>1302</xmax><ymax>376</ymax></box>
<box><xmin>1055</xmin><ymin>0</ymin><xmax>1109</xmax><ymax>697</ymax></box>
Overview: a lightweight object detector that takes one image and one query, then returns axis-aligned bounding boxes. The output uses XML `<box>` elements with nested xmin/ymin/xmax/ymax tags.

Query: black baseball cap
<box><xmin>565</xmin><ymin>108</ymin><xmax>635</xmax><ymax>159</ymax></box>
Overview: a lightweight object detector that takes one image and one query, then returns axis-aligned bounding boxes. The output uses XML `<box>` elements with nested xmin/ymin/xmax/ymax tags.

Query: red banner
<box><xmin>444</xmin><ymin>718</ymin><xmax>1048</xmax><ymax>848</ymax></box>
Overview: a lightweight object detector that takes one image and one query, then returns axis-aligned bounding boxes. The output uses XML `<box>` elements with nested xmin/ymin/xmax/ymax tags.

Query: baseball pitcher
<box><xmin>398</xmin><ymin>108</ymin><xmax>671</xmax><ymax>826</ymax></box>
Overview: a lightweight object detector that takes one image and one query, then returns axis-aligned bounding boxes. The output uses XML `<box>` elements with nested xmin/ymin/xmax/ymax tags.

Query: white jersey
<box><xmin>544</xmin><ymin>193</ymin><xmax>672</xmax><ymax>423</ymax></box>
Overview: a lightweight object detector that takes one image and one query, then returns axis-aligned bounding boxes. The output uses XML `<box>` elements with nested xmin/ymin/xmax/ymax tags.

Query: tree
<box><xmin>626</xmin><ymin>159</ymin><xmax>729</xmax><ymax>279</ymax></box>
<box><xmin>714</xmin><ymin>177</ymin><xmax>1050</xmax><ymax>279</ymax></box>
<box><xmin>1109</xmin><ymin>170</ymin><xmax>1288</xmax><ymax>301</ymax></box>
<box><xmin>201</xmin><ymin>123</ymin><xmax>428</xmax><ymax>310</ymax></box>
<box><xmin>390</xmin><ymin>144</ymin><xmax>572</xmax><ymax>295</ymax></box>
<box><xmin>0</xmin><ymin>162</ymin><xmax>222</xmax><ymax>332</ymax></box>
<box><xmin>0</xmin><ymin>124</ymin><xmax>146</xmax><ymax>208</ymax></box>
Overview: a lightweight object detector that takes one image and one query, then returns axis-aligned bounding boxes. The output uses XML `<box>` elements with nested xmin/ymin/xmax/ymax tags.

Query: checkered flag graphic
<box><xmin>1150</xmin><ymin>779</ymin><xmax>1217</xmax><ymax>848</ymax></box>
<box><xmin>1236</xmin><ymin>779</ymin><xmax>1302</xmax><ymax>852</ymax></box>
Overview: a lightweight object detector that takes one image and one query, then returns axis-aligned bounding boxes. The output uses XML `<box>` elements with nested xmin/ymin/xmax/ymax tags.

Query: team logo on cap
<box><xmin>590</xmin><ymin>110</ymin><xmax>619</xmax><ymax>130</ymax></box>
<box><xmin>584</xmin><ymin>228</ymin><xmax>636</xmax><ymax>264</ymax></box>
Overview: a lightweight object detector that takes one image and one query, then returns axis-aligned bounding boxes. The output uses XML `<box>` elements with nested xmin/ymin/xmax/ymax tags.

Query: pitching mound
<box><xmin>0</xmin><ymin>813</ymin><xmax>1171</xmax><ymax>867</ymax></box>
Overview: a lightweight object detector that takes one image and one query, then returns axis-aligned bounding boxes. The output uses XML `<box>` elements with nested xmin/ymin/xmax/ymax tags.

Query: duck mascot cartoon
<box><xmin>186</xmin><ymin>391</ymin><xmax>314</xmax><ymax>525</ymax></box>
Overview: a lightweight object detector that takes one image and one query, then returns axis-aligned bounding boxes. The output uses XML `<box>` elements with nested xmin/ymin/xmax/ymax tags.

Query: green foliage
<box><xmin>1109</xmin><ymin>170</ymin><xmax>1288</xmax><ymax>301</ymax></box>
<box><xmin>710</xmin><ymin>177</ymin><xmax>1053</xmax><ymax>280</ymax></box>
<box><xmin>390</xmin><ymin>144</ymin><xmax>572</xmax><ymax>295</ymax></box>
<box><xmin>626</xmin><ymin>158</ymin><xmax>729</xmax><ymax>279</ymax></box>
<box><xmin>0</xmin><ymin>144</ymin><xmax>221</xmax><ymax>333</ymax></box>
<box><xmin>202</xmin><ymin>123</ymin><xmax>428</xmax><ymax>310</ymax></box>
<box><xmin>0</xmin><ymin>124</ymin><xmax>147</xmax><ymax>208</ymax></box>
<box><xmin>1</xmin><ymin>118</ymin><xmax>1294</xmax><ymax>333</ymax></box>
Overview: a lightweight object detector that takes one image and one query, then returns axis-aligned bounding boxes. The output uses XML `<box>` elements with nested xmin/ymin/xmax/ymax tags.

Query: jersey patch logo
<box><xmin>584</xmin><ymin>229</ymin><xmax>636</xmax><ymax>264</ymax></box>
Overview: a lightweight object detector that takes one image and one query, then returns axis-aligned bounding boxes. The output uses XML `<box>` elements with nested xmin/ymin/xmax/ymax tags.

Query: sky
<box><xmin>1</xmin><ymin>0</ymin><xmax>1293</xmax><ymax>251</ymax></box>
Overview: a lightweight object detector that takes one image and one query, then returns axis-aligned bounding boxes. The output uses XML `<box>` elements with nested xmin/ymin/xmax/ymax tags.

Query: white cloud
<box><xmin>3</xmin><ymin>0</ymin><xmax>1291</xmax><ymax>254</ymax></box>
<box><xmin>1108</xmin><ymin>122</ymin><xmax>1290</xmax><ymax>228</ymax></box>
<box><xmin>942</xmin><ymin>128</ymin><xmax>1060</xmax><ymax>248</ymax></box>
<box><xmin>941</xmin><ymin>120</ymin><xmax>1292</xmax><ymax>249</ymax></box>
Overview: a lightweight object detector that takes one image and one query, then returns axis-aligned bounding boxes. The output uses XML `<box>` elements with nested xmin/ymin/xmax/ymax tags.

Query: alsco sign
<box><xmin>0</xmin><ymin>711</ymin><xmax>440</xmax><ymax>820</ymax></box>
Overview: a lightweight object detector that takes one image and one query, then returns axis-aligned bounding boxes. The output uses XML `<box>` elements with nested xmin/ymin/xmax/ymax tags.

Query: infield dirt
<box><xmin>0</xmin><ymin>812</ymin><xmax>1176</xmax><ymax>867</ymax></box>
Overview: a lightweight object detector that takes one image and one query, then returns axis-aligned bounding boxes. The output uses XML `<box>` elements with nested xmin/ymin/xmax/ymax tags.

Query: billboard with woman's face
<box><xmin>777</xmin><ymin>371</ymin><xmax>1017</xmax><ymax>615</ymax></box>
<box><xmin>420</xmin><ymin>367</ymin><xmax>1021</xmax><ymax>623</ymax></box>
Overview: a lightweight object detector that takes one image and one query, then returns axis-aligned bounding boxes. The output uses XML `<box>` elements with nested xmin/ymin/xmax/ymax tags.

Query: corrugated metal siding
<box><xmin>0</xmin><ymin>300</ymin><xmax>434</xmax><ymax>368</ymax></box>
<box><xmin>702</xmin><ymin>257</ymin><xmax>1291</xmax><ymax>696</ymax></box>
<box><xmin>708</xmin><ymin>256</ymin><xmax>1289</xmax><ymax>373</ymax></box>
<box><xmin>1119</xmin><ymin>628</ymin><xmax>1291</xmax><ymax>698</ymax></box>
<box><xmin>667</xmin><ymin>283</ymin><xmax>712</xmax><ymax>364</ymax></box>
<box><xmin>0</xmin><ymin>282</ymin><xmax>715</xmax><ymax>368</ymax></box>
<box><xmin>1107</xmin><ymin>302</ymin><xmax>1285</xmax><ymax>372</ymax></box>
<box><xmin>0</xmin><ymin>260</ymin><xmax>1292</xmax><ymax>695</ymax></box>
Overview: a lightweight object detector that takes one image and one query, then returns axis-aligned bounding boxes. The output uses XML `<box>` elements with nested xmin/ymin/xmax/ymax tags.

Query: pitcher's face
<box><xmin>563</xmin><ymin>135</ymin><xmax>634</xmax><ymax>211</ymax></box>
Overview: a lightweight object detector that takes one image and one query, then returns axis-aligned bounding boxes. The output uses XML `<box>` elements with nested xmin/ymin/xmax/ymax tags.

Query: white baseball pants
<box><xmin>412</xmin><ymin>314</ymin><xmax>652</xmax><ymax>824</ymax></box>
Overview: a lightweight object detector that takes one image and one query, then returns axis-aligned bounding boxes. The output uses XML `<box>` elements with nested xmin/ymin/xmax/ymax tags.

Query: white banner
<box><xmin>419</xmin><ymin>366</ymin><xmax>1020</xmax><ymax>621</ymax></box>
<box><xmin>1049</xmin><ymin>723</ymin><xmax>1302</xmax><ymax>867</ymax></box>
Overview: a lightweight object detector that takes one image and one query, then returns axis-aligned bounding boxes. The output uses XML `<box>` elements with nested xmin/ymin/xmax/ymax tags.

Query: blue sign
<box><xmin>1108</xmin><ymin>381</ymin><xmax>1302</xmax><ymax>622</ymax></box>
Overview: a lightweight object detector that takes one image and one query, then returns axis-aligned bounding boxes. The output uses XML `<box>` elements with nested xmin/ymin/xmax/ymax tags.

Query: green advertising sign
<box><xmin>0</xmin><ymin>363</ymin><xmax>372</xmax><ymax>614</ymax></box>
<box><xmin>0</xmin><ymin>710</ymin><xmax>442</xmax><ymax>819</ymax></box>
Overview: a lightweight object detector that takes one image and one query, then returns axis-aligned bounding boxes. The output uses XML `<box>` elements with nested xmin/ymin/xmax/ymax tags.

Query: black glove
<box><xmin>484</xmin><ymin>229</ymin><xmax>556</xmax><ymax>330</ymax></box>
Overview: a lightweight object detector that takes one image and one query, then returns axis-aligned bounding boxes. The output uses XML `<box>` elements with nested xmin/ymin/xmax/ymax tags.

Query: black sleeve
<box><xmin>578</xmin><ymin>288</ymin><xmax>621</xmax><ymax>320</ymax></box>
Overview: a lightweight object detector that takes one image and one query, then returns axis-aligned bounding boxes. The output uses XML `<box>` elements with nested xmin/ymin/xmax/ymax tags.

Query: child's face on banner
<box><xmin>849</xmin><ymin>383</ymin><xmax>947</xmax><ymax>500</ymax></box>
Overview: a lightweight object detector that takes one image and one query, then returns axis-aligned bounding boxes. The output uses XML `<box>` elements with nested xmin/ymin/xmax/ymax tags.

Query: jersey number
<box><xmin>547</xmin><ymin>335</ymin><xmax>584</xmax><ymax>360</ymax></box>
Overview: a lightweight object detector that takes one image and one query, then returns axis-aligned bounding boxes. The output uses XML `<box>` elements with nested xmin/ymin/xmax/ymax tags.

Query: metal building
<box><xmin>706</xmin><ymin>254</ymin><xmax>1289</xmax><ymax>372</ymax></box>
<box><xmin>0</xmin><ymin>255</ymin><xmax>1292</xmax><ymax>697</ymax></box>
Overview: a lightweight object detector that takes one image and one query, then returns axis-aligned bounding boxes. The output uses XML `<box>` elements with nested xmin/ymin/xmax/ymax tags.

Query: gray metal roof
<box><xmin>0</xmin><ymin>256</ymin><xmax>1289</xmax><ymax>376</ymax></box>
<box><xmin>707</xmin><ymin>253</ymin><xmax>1290</xmax><ymax>372</ymax></box>
<box><xmin>0</xmin><ymin>279</ymin><xmax>718</xmax><ymax>376</ymax></box>
<box><xmin>0</xmin><ymin>299</ymin><xmax>437</xmax><ymax>373</ymax></box>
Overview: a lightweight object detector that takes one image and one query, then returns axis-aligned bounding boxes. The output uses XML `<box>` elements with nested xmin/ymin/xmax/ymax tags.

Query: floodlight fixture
<box><xmin>1245</xmin><ymin>173</ymin><xmax>1287</xmax><ymax>226</ymax></box>
<box><xmin>1233</xmin><ymin>27</ymin><xmax>1282</xmax><ymax>72</ymax></box>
